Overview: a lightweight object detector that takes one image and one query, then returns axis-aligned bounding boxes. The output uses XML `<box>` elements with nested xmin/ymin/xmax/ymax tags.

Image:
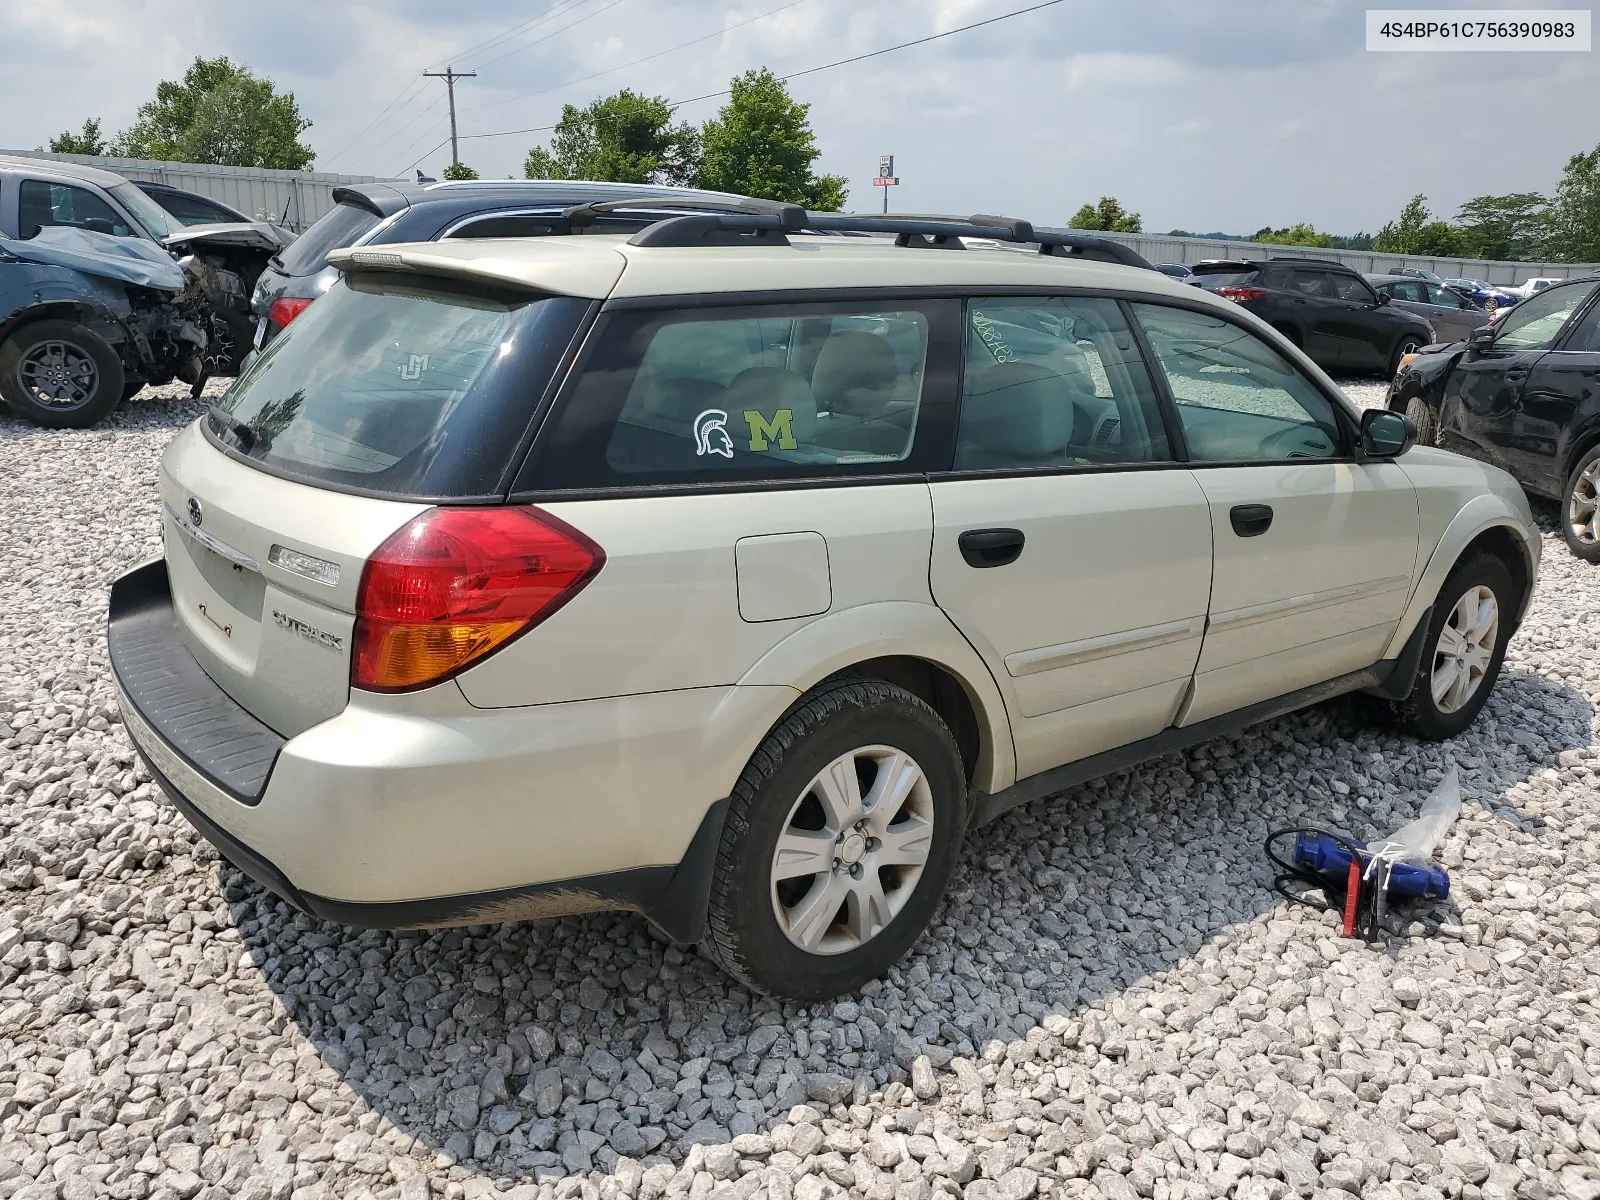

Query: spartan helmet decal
<box><xmin>693</xmin><ymin>408</ymin><xmax>735</xmax><ymax>459</ymax></box>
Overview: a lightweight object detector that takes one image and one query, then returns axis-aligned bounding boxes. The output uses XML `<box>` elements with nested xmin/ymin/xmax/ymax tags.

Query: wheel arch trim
<box><xmin>735</xmin><ymin>601</ymin><xmax>1017</xmax><ymax>793</ymax></box>
<box><xmin>1381</xmin><ymin>499</ymin><xmax>1539</xmax><ymax>660</ymax></box>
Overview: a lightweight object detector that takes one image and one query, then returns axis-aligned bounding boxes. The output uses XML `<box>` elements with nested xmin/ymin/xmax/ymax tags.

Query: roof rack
<box><xmin>1266</xmin><ymin>256</ymin><xmax>1354</xmax><ymax>269</ymax></box>
<box><xmin>554</xmin><ymin>203</ymin><xmax>1154</xmax><ymax>270</ymax></box>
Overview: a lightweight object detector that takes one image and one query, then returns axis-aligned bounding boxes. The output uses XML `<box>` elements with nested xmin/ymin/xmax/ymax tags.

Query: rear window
<box><xmin>523</xmin><ymin>300</ymin><xmax>962</xmax><ymax>490</ymax></box>
<box><xmin>276</xmin><ymin>202</ymin><xmax>383</xmax><ymax>276</ymax></box>
<box><xmin>206</xmin><ymin>276</ymin><xmax>588</xmax><ymax>499</ymax></box>
<box><xmin>1191</xmin><ymin>270</ymin><xmax>1257</xmax><ymax>289</ymax></box>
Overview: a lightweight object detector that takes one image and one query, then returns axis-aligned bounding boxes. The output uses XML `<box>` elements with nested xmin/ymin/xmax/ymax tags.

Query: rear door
<box><xmin>1281</xmin><ymin>268</ymin><xmax>1344</xmax><ymax>365</ymax></box>
<box><xmin>1425</xmin><ymin>283</ymin><xmax>1485</xmax><ymax>342</ymax></box>
<box><xmin>477</xmin><ymin>297</ymin><xmax>963</xmax><ymax>706</ymax></box>
<box><xmin>927</xmin><ymin>296</ymin><xmax>1213</xmax><ymax>780</ymax></box>
<box><xmin>1131</xmin><ymin>302</ymin><xmax>1419</xmax><ymax>724</ymax></box>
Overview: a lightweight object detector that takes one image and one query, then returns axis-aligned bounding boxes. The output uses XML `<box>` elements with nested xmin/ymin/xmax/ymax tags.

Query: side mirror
<box><xmin>1467</xmin><ymin>325</ymin><xmax>1496</xmax><ymax>354</ymax></box>
<box><xmin>83</xmin><ymin>217</ymin><xmax>115</xmax><ymax>235</ymax></box>
<box><xmin>1375</xmin><ymin>292</ymin><xmax>1390</xmax><ymax>306</ymax></box>
<box><xmin>1361</xmin><ymin>409</ymin><xmax>1416</xmax><ymax>458</ymax></box>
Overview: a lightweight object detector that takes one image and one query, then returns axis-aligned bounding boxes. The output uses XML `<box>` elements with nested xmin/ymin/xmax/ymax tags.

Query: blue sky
<box><xmin>4</xmin><ymin>0</ymin><xmax>1595</xmax><ymax>234</ymax></box>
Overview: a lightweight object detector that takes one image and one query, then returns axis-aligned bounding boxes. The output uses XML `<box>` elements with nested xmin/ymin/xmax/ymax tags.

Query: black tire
<box><xmin>702</xmin><ymin>678</ymin><xmax>967</xmax><ymax>1001</ymax></box>
<box><xmin>1403</xmin><ymin>395</ymin><xmax>1437</xmax><ymax>447</ymax></box>
<box><xmin>1560</xmin><ymin>443</ymin><xmax>1600</xmax><ymax>563</ymax></box>
<box><xmin>1384</xmin><ymin>554</ymin><xmax>1516</xmax><ymax>740</ymax></box>
<box><xmin>1389</xmin><ymin>334</ymin><xmax>1425</xmax><ymax>378</ymax></box>
<box><xmin>0</xmin><ymin>319</ymin><xmax>125</xmax><ymax>428</ymax></box>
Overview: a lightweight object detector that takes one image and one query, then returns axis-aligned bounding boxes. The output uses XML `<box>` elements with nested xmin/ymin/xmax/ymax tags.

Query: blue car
<box><xmin>1443</xmin><ymin>277</ymin><xmax>1518</xmax><ymax>310</ymax></box>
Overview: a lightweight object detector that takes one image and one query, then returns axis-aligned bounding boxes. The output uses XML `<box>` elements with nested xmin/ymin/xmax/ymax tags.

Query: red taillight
<box><xmin>1217</xmin><ymin>287</ymin><xmax>1270</xmax><ymax>302</ymax></box>
<box><xmin>353</xmin><ymin>507</ymin><xmax>604</xmax><ymax>693</ymax></box>
<box><xmin>268</xmin><ymin>296</ymin><xmax>314</xmax><ymax>330</ymax></box>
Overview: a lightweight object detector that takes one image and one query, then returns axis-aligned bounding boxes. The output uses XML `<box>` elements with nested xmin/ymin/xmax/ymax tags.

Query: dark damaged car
<box><xmin>1387</xmin><ymin>275</ymin><xmax>1600</xmax><ymax>560</ymax></box>
<box><xmin>0</xmin><ymin>227</ymin><xmax>206</xmax><ymax>426</ymax></box>
<box><xmin>0</xmin><ymin>155</ymin><xmax>291</xmax><ymax>377</ymax></box>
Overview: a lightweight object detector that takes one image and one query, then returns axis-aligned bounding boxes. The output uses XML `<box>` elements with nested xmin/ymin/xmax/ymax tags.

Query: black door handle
<box><xmin>1230</xmin><ymin>504</ymin><xmax>1274</xmax><ymax>538</ymax></box>
<box><xmin>958</xmin><ymin>527</ymin><xmax>1025</xmax><ymax>568</ymax></box>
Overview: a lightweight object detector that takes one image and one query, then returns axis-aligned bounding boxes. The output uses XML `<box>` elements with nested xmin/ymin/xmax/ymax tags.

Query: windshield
<box><xmin>207</xmin><ymin>276</ymin><xmax>588</xmax><ymax>498</ymax></box>
<box><xmin>108</xmin><ymin>181</ymin><xmax>183</xmax><ymax>240</ymax></box>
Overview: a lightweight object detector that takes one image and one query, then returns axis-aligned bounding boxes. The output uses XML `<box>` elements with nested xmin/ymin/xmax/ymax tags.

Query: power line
<box><xmin>465</xmin><ymin>0</ymin><xmax>812</xmax><ymax>114</ymax></box>
<box><xmin>427</xmin><ymin>0</ymin><xmax>599</xmax><ymax>72</ymax></box>
<box><xmin>461</xmin><ymin>0</ymin><xmax>1070</xmax><ymax>141</ymax></box>
<box><xmin>324</xmin><ymin>76</ymin><xmax>430</xmax><ymax>166</ymax></box>
<box><xmin>470</xmin><ymin>0</ymin><xmax>627</xmax><ymax>72</ymax></box>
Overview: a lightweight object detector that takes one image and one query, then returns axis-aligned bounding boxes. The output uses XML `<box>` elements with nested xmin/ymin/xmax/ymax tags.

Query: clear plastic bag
<box><xmin>1370</xmin><ymin>767</ymin><xmax>1461</xmax><ymax>867</ymax></box>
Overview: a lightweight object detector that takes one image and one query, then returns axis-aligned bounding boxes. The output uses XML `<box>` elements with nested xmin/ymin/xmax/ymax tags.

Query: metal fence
<box><xmin>1</xmin><ymin>149</ymin><xmax>400</xmax><ymax>233</ymax></box>
<box><xmin>1081</xmin><ymin>230</ymin><xmax>1599</xmax><ymax>286</ymax></box>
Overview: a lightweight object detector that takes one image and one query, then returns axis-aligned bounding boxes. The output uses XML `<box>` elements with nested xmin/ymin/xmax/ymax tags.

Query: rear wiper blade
<box><xmin>207</xmin><ymin>404</ymin><xmax>256</xmax><ymax>453</ymax></box>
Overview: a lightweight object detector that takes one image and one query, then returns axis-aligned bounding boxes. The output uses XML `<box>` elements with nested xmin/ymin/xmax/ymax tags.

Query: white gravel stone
<box><xmin>2</xmin><ymin>375</ymin><xmax>1599</xmax><ymax>1199</ymax></box>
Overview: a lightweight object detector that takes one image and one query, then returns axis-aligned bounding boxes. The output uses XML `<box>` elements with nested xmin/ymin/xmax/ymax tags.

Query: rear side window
<box><xmin>206</xmin><ymin>276</ymin><xmax>588</xmax><ymax>498</ymax></box>
<box><xmin>276</xmin><ymin>202</ymin><xmax>382</xmax><ymax>276</ymax></box>
<box><xmin>955</xmin><ymin>297</ymin><xmax>1170</xmax><ymax>469</ymax></box>
<box><xmin>1287</xmin><ymin>270</ymin><xmax>1333</xmax><ymax>297</ymax></box>
<box><xmin>526</xmin><ymin>300</ymin><xmax>961</xmax><ymax>490</ymax></box>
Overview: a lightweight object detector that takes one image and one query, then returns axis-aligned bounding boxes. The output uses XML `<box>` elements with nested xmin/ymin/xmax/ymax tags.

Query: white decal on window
<box><xmin>400</xmin><ymin>353</ymin><xmax>430</xmax><ymax>380</ymax></box>
<box><xmin>693</xmin><ymin>408</ymin><xmax>735</xmax><ymax>459</ymax></box>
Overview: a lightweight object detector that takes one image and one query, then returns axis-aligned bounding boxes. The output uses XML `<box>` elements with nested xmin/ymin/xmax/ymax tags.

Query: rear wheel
<box><xmin>1383</xmin><ymin>554</ymin><xmax>1514</xmax><ymax>740</ymax></box>
<box><xmin>702</xmin><ymin>678</ymin><xmax>967</xmax><ymax>1001</ymax></box>
<box><xmin>1562</xmin><ymin>443</ymin><xmax>1600</xmax><ymax>562</ymax></box>
<box><xmin>0</xmin><ymin>319</ymin><xmax>125</xmax><ymax>428</ymax></box>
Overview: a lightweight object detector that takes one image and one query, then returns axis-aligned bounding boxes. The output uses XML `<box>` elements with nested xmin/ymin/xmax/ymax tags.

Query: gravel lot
<box><xmin>3</xmin><ymin>378</ymin><xmax>1599</xmax><ymax>1200</ymax></box>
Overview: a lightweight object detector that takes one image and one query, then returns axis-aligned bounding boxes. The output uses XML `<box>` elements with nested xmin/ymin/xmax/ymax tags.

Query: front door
<box><xmin>928</xmin><ymin>296</ymin><xmax>1214</xmax><ymax>781</ymax></box>
<box><xmin>1131</xmin><ymin>303</ymin><xmax>1420</xmax><ymax>724</ymax></box>
<box><xmin>1439</xmin><ymin>281</ymin><xmax>1600</xmax><ymax>476</ymax></box>
<box><xmin>1514</xmin><ymin>296</ymin><xmax>1600</xmax><ymax>498</ymax></box>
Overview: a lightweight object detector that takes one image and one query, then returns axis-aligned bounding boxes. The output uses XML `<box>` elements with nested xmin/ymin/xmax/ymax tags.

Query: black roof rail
<box><xmin>1266</xmin><ymin>256</ymin><xmax>1353</xmax><ymax>268</ymax></box>
<box><xmin>624</xmin><ymin>209</ymin><xmax>1156</xmax><ymax>269</ymax></box>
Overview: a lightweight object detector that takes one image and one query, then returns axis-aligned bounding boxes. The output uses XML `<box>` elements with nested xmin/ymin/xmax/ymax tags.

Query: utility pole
<box><xmin>423</xmin><ymin>66</ymin><xmax>477</xmax><ymax>169</ymax></box>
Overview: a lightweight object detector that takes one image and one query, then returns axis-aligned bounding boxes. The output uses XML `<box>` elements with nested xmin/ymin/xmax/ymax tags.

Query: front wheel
<box><xmin>0</xmin><ymin>319</ymin><xmax>126</xmax><ymax>428</ymax></box>
<box><xmin>1404</xmin><ymin>395</ymin><xmax>1437</xmax><ymax>447</ymax></box>
<box><xmin>1561</xmin><ymin>443</ymin><xmax>1600</xmax><ymax>563</ymax></box>
<box><xmin>1384</xmin><ymin>554</ymin><xmax>1515</xmax><ymax>740</ymax></box>
<box><xmin>702</xmin><ymin>679</ymin><xmax>967</xmax><ymax>1001</ymax></box>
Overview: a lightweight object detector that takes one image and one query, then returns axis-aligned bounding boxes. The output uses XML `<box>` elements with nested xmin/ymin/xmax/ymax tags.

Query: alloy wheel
<box><xmin>1431</xmin><ymin>584</ymin><xmax>1499</xmax><ymax>715</ymax></box>
<box><xmin>18</xmin><ymin>340</ymin><xmax>98</xmax><ymax>409</ymax></box>
<box><xmin>1569</xmin><ymin>459</ymin><xmax>1600</xmax><ymax>546</ymax></box>
<box><xmin>769</xmin><ymin>744</ymin><xmax>934</xmax><ymax>955</ymax></box>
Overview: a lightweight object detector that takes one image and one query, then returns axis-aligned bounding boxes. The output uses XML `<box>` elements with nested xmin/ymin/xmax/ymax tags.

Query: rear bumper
<box><xmin>108</xmin><ymin>559</ymin><xmax>793</xmax><ymax>938</ymax></box>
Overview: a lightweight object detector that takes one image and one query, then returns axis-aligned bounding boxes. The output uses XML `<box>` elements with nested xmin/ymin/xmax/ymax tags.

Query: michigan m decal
<box><xmin>744</xmin><ymin>408</ymin><xmax>798</xmax><ymax>451</ymax></box>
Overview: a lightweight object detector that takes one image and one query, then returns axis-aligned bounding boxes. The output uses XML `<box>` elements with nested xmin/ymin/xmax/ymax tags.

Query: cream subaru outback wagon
<box><xmin>109</xmin><ymin>202</ymin><xmax>1540</xmax><ymax>1000</ymax></box>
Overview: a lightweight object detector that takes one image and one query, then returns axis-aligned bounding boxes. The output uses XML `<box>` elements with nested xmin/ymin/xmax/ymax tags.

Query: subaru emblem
<box><xmin>187</xmin><ymin>497</ymin><xmax>203</xmax><ymax>527</ymax></box>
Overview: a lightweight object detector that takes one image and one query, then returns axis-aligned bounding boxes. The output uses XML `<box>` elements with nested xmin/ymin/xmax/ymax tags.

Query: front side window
<box><xmin>1426</xmin><ymin>283</ymin><xmax>1466</xmax><ymax>308</ymax></box>
<box><xmin>1329</xmin><ymin>273</ymin><xmax>1375</xmax><ymax>303</ymax></box>
<box><xmin>529</xmin><ymin>300</ymin><xmax>958</xmax><ymax>489</ymax></box>
<box><xmin>18</xmin><ymin>180</ymin><xmax>135</xmax><ymax>239</ymax></box>
<box><xmin>1493</xmin><ymin>283</ymin><xmax>1600</xmax><ymax>350</ymax></box>
<box><xmin>954</xmin><ymin>297</ymin><xmax>1170</xmax><ymax>469</ymax></box>
<box><xmin>1133</xmin><ymin>303</ymin><xmax>1346</xmax><ymax>463</ymax></box>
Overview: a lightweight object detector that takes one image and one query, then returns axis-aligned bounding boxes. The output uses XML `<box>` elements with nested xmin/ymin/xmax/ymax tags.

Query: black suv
<box><xmin>1189</xmin><ymin>258</ymin><xmax>1434</xmax><ymax>375</ymax></box>
<box><xmin>249</xmin><ymin>180</ymin><xmax>756</xmax><ymax>350</ymax></box>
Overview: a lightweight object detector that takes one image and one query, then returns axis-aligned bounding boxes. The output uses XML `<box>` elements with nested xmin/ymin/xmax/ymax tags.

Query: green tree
<box><xmin>1251</xmin><ymin>222</ymin><xmax>1334</xmax><ymax>248</ymax></box>
<box><xmin>442</xmin><ymin>161</ymin><xmax>479</xmax><ymax>181</ymax></box>
<box><xmin>1453</xmin><ymin>192</ymin><xmax>1550</xmax><ymax>260</ymax></box>
<box><xmin>112</xmin><ymin>57</ymin><xmax>313</xmax><ymax>169</ymax></box>
<box><xmin>50</xmin><ymin>119</ymin><xmax>106</xmax><ymax>156</ymax></box>
<box><xmin>1067</xmin><ymin>197</ymin><xmax>1141</xmax><ymax>233</ymax></box>
<box><xmin>694</xmin><ymin>69</ymin><xmax>847</xmax><ymax>210</ymax></box>
<box><xmin>523</xmin><ymin>90</ymin><xmax>698</xmax><ymax>185</ymax></box>
<box><xmin>1372</xmin><ymin>194</ymin><xmax>1461</xmax><ymax>256</ymax></box>
<box><xmin>1547</xmin><ymin>144</ymin><xmax>1600</xmax><ymax>264</ymax></box>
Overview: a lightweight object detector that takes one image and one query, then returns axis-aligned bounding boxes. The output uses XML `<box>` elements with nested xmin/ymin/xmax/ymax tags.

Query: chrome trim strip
<box><xmin>164</xmin><ymin>504</ymin><xmax>262</xmax><ymax>573</ymax></box>
<box><xmin>1004</xmin><ymin>616</ymin><xmax>1205</xmax><ymax>678</ymax></box>
<box><xmin>1208</xmin><ymin>575</ymin><xmax>1411</xmax><ymax>631</ymax></box>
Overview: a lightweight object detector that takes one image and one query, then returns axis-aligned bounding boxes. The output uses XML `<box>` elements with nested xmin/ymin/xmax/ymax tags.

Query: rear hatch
<box><xmin>169</xmin><ymin>266</ymin><xmax>594</xmax><ymax>735</ymax></box>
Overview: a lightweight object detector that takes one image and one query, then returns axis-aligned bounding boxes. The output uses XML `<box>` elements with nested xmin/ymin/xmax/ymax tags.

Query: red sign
<box><xmin>871</xmin><ymin>176</ymin><xmax>899</xmax><ymax>186</ymax></box>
